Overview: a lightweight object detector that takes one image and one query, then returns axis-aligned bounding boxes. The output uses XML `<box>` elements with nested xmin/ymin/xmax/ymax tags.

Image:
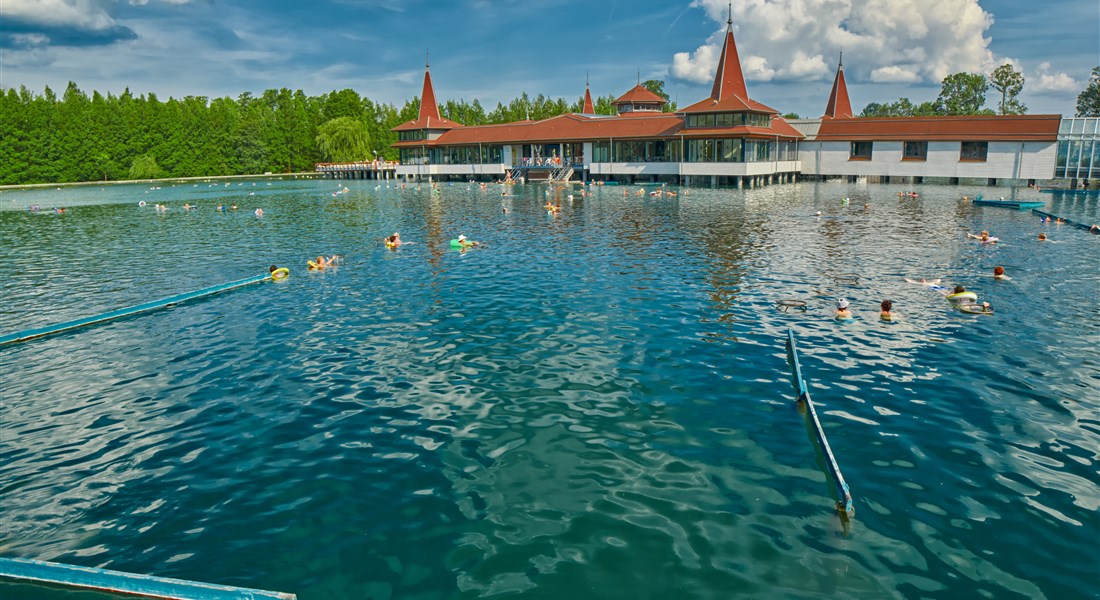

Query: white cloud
<box><xmin>1</xmin><ymin>0</ymin><xmax>118</xmax><ymax>30</ymax></box>
<box><xmin>671</xmin><ymin>42</ymin><xmax>718</xmax><ymax>84</ymax></box>
<box><xmin>671</xmin><ymin>0</ymin><xmax>998</xmax><ymax>86</ymax></box>
<box><xmin>10</xmin><ymin>33</ymin><xmax>52</xmax><ymax>47</ymax></box>
<box><xmin>870</xmin><ymin>65</ymin><xmax>921</xmax><ymax>83</ymax></box>
<box><xmin>1033</xmin><ymin>62</ymin><xmax>1079</xmax><ymax>94</ymax></box>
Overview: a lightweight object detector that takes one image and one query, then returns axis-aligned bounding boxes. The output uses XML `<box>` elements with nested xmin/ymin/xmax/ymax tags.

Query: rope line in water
<box><xmin>0</xmin><ymin>556</ymin><xmax>296</xmax><ymax>599</ymax></box>
<box><xmin>0</xmin><ymin>273</ymin><xmax>271</xmax><ymax>346</ymax></box>
<box><xmin>785</xmin><ymin>329</ymin><xmax>855</xmax><ymax>517</ymax></box>
<box><xmin>1031</xmin><ymin>209</ymin><xmax>1100</xmax><ymax>234</ymax></box>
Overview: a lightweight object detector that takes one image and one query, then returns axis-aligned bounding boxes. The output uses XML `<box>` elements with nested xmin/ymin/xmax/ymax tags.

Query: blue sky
<box><xmin>1</xmin><ymin>0</ymin><xmax>1095</xmax><ymax>118</ymax></box>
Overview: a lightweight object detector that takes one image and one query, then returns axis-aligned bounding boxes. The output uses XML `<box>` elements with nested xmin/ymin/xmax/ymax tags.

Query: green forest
<box><xmin>0</xmin><ymin>81</ymin><xmax>666</xmax><ymax>186</ymax></box>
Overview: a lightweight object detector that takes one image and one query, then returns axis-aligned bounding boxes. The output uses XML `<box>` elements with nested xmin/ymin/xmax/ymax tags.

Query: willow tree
<box><xmin>316</xmin><ymin>116</ymin><xmax>371</xmax><ymax>162</ymax></box>
<box><xmin>129</xmin><ymin>154</ymin><xmax>161</xmax><ymax>179</ymax></box>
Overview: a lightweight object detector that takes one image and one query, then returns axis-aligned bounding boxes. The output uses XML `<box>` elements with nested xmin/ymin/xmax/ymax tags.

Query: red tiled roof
<box><xmin>391</xmin><ymin>111</ymin><xmax>802</xmax><ymax>148</ymax></box>
<box><xmin>815</xmin><ymin>115</ymin><xmax>1061</xmax><ymax>141</ymax></box>
<box><xmin>823</xmin><ymin>62</ymin><xmax>852</xmax><ymax>119</ymax></box>
<box><xmin>678</xmin><ymin>95</ymin><xmax>778</xmax><ymax>115</ymax></box>
<box><xmin>613</xmin><ymin>84</ymin><xmax>667</xmax><ymax>106</ymax></box>
<box><xmin>392</xmin><ymin>115</ymin><xmax>464</xmax><ymax>131</ymax></box>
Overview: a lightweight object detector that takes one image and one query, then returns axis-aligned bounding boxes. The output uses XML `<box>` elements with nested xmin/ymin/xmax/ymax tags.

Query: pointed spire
<box><xmin>709</xmin><ymin>2</ymin><xmax>749</xmax><ymax>102</ymax></box>
<box><xmin>417</xmin><ymin>51</ymin><xmax>441</xmax><ymax>125</ymax></box>
<box><xmin>823</xmin><ymin>53</ymin><xmax>852</xmax><ymax>118</ymax></box>
<box><xmin>583</xmin><ymin>72</ymin><xmax>595</xmax><ymax>114</ymax></box>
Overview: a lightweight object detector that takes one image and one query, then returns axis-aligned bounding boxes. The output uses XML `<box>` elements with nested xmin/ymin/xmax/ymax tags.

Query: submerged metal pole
<box><xmin>785</xmin><ymin>329</ymin><xmax>855</xmax><ymax>517</ymax></box>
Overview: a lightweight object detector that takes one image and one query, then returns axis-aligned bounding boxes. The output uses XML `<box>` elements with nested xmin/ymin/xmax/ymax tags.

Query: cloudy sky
<box><xmin>1</xmin><ymin>0</ymin><xmax>1094</xmax><ymax>118</ymax></box>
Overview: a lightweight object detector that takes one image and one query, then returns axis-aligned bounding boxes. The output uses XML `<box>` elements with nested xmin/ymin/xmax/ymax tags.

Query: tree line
<box><xmin>859</xmin><ymin>65</ymin><xmax>1027</xmax><ymax>117</ymax></box>
<box><xmin>0</xmin><ymin>79</ymin><xmax>673</xmax><ymax>185</ymax></box>
<box><xmin>1</xmin><ymin>68</ymin><xmax>1095</xmax><ymax>185</ymax></box>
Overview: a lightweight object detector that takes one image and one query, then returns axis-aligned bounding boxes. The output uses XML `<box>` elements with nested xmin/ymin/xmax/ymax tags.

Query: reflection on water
<box><xmin>1</xmin><ymin>179</ymin><xmax>1097</xmax><ymax>599</ymax></box>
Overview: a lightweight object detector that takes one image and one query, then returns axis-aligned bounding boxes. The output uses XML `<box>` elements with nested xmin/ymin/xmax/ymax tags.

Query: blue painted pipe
<box><xmin>0</xmin><ymin>273</ymin><xmax>271</xmax><ymax>346</ymax></box>
<box><xmin>0</xmin><ymin>556</ymin><xmax>295</xmax><ymax>599</ymax></box>
<box><xmin>1031</xmin><ymin>209</ymin><xmax>1099</xmax><ymax>233</ymax></box>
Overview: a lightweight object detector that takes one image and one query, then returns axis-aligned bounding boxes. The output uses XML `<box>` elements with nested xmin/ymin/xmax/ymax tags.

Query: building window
<box><xmin>850</xmin><ymin>141</ymin><xmax>872</xmax><ymax>160</ymax></box>
<box><xmin>960</xmin><ymin>141</ymin><xmax>988</xmax><ymax>161</ymax></box>
<box><xmin>902</xmin><ymin>141</ymin><xmax>928</xmax><ymax>161</ymax></box>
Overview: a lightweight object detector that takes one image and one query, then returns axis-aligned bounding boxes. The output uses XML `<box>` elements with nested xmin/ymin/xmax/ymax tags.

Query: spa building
<box><xmin>380</xmin><ymin>13</ymin><xmax>1078</xmax><ymax>188</ymax></box>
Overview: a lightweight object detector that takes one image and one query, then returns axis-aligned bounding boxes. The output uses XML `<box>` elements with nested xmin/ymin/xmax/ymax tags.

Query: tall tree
<box><xmin>642</xmin><ymin>79</ymin><xmax>677</xmax><ymax>112</ymax></box>
<box><xmin>990</xmin><ymin>64</ymin><xmax>1026</xmax><ymax>115</ymax></box>
<box><xmin>316</xmin><ymin>116</ymin><xmax>370</xmax><ymax>162</ymax></box>
<box><xmin>936</xmin><ymin>72</ymin><xmax>990</xmax><ymax>115</ymax></box>
<box><xmin>1077</xmin><ymin>66</ymin><xmax>1100</xmax><ymax>117</ymax></box>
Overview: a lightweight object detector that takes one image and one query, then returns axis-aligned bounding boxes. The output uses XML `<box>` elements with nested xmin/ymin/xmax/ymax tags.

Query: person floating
<box><xmin>308</xmin><ymin>255</ymin><xmax>338</xmax><ymax>270</ymax></box>
<box><xmin>385</xmin><ymin>232</ymin><xmax>401</xmax><ymax>248</ymax></box>
<box><xmin>835</xmin><ymin>298</ymin><xmax>853</xmax><ymax>320</ymax></box>
<box><xmin>1038</xmin><ymin>232</ymin><xmax>1047</xmax><ymax>241</ymax></box>
<box><xmin>255</xmin><ymin>208</ymin><xmax>264</xmax><ymax>217</ymax></box>
<box><xmin>880</xmin><ymin>299</ymin><xmax>897</xmax><ymax>321</ymax></box>
<box><xmin>450</xmin><ymin>234</ymin><xmax>478</xmax><ymax>249</ymax></box>
<box><xmin>959</xmin><ymin>301</ymin><xmax>995</xmax><ymax>315</ymax></box>
<box><xmin>993</xmin><ymin>266</ymin><xmax>1010</xmax><ymax>280</ymax></box>
<box><xmin>944</xmin><ymin>285</ymin><xmax>978</xmax><ymax>304</ymax></box>
<box><xmin>967</xmin><ymin>230</ymin><xmax>997</xmax><ymax>244</ymax></box>
<box><xmin>269</xmin><ymin>265</ymin><xmax>290</xmax><ymax>281</ymax></box>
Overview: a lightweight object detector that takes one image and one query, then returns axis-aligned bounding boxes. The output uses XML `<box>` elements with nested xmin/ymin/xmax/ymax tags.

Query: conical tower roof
<box><xmin>582</xmin><ymin>79</ymin><xmax>595</xmax><ymax>115</ymax></box>
<box><xmin>679</xmin><ymin>6</ymin><xmax>777</xmax><ymax>114</ymax></box>
<box><xmin>823</xmin><ymin>54</ymin><xmax>853</xmax><ymax>118</ymax></box>
<box><xmin>709</xmin><ymin>11</ymin><xmax>747</xmax><ymax>102</ymax></box>
<box><xmin>393</xmin><ymin>52</ymin><xmax>462</xmax><ymax>131</ymax></box>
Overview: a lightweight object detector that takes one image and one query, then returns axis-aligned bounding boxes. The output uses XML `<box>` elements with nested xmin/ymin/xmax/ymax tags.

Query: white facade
<box><xmin>798</xmin><ymin>141</ymin><xmax>1057</xmax><ymax>180</ymax></box>
<box><xmin>396</xmin><ymin>164</ymin><xmax>506</xmax><ymax>178</ymax></box>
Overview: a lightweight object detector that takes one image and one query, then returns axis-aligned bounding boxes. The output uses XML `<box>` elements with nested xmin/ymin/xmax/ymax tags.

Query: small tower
<box><xmin>582</xmin><ymin>74</ymin><xmax>595</xmax><ymax>115</ymax></box>
<box><xmin>417</xmin><ymin>50</ymin><xmax>443</xmax><ymax>126</ymax></box>
<box><xmin>611</xmin><ymin>84</ymin><xmax>667</xmax><ymax>114</ymax></box>
<box><xmin>709</xmin><ymin>5</ymin><xmax>749</xmax><ymax>103</ymax></box>
<box><xmin>823</xmin><ymin>53</ymin><xmax>853</xmax><ymax>119</ymax></box>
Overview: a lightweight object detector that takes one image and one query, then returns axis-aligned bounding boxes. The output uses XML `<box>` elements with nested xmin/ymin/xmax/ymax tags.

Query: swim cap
<box><xmin>837</xmin><ymin>298</ymin><xmax>849</xmax><ymax>309</ymax></box>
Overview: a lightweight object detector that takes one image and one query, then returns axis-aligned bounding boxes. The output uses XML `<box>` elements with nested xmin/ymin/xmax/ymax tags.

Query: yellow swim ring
<box><xmin>270</xmin><ymin>267</ymin><xmax>289</xmax><ymax>281</ymax></box>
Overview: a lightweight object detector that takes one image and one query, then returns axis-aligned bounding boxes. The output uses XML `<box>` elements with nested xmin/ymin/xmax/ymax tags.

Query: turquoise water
<box><xmin>1</xmin><ymin>179</ymin><xmax>1097</xmax><ymax>599</ymax></box>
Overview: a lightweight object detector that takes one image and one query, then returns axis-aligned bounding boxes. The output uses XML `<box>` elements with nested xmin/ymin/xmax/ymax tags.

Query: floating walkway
<box><xmin>972</xmin><ymin>197</ymin><xmax>1045</xmax><ymax>209</ymax></box>
<box><xmin>0</xmin><ymin>557</ymin><xmax>295</xmax><ymax>599</ymax></box>
<box><xmin>1031</xmin><ymin>209</ymin><xmax>1100</xmax><ymax>234</ymax></box>
<box><xmin>0</xmin><ymin>273</ymin><xmax>274</xmax><ymax>346</ymax></box>
<box><xmin>785</xmin><ymin>329</ymin><xmax>854</xmax><ymax>517</ymax></box>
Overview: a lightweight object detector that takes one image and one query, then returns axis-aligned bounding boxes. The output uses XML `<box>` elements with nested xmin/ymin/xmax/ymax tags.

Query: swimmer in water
<box><xmin>835</xmin><ymin>298</ymin><xmax>853</xmax><ymax>320</ymax></box>
<box><xmin>967</xmin><ymin>230</ymin><xmax>997</xmax><ymax>244</ymax></box>
<box><xmin>880</xmin><ymin>299</ymin><xmax>897</xmax><ymax>321</ymax></box>
<box><xmin>1038</xmin><ymin>232</ymin><xmax>1047</xmax><ymax>241</ymax></box>
<box><xmin>943</xmin><ymin>285</ymin><xmax>976</xmax><ymax>303</ymax></box>
<box><xmin>386</xmin><ymin>232</ymin><xmax>401</xmax><ymax>248</ymax></box>
<box><xmin>993</xmin><ymin>266</ymin><xmax>1010</xmax><ymax>280</ymax></box>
